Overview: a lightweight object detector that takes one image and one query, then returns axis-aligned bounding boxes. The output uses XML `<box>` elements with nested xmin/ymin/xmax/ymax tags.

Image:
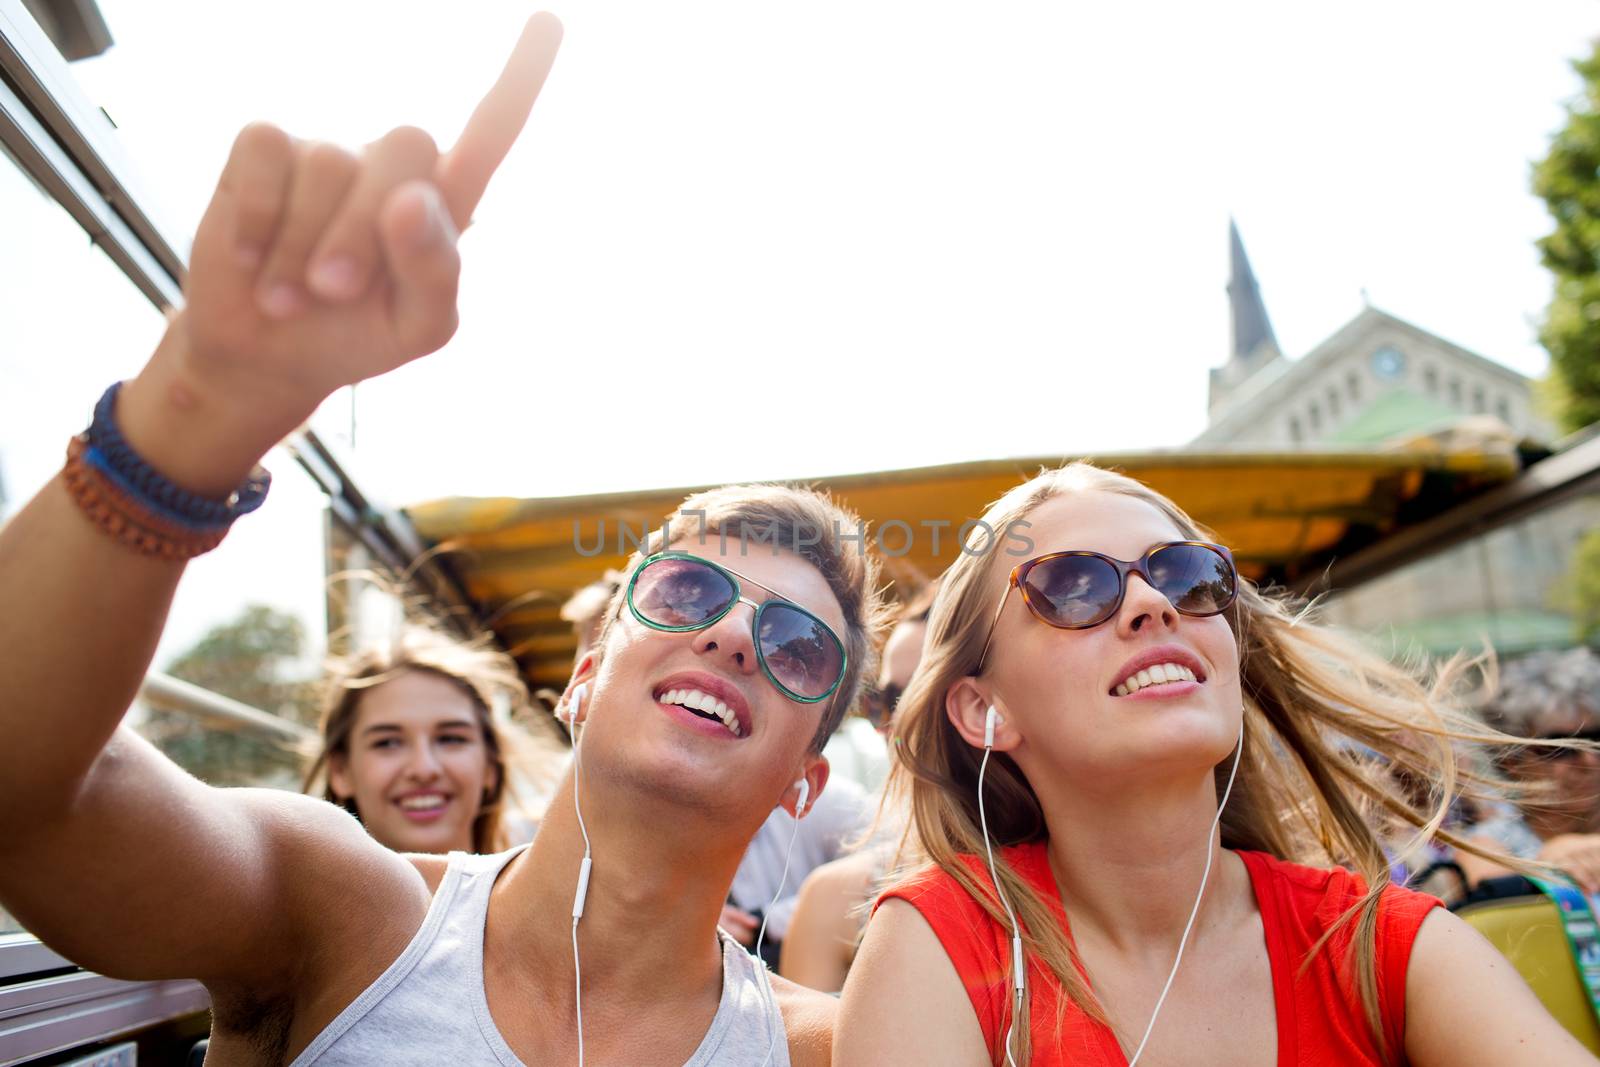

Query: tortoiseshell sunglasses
<box><xmin>975</xmin><ymin>541</ymin><xmax>1237</xmax><ymax>672</ymax></box>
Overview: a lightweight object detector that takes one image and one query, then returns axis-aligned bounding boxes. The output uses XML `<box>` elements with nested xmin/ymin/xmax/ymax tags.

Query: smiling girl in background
<box><xmin>304</xmin><ymin>627</ymin><xmax>560</xmax><ymax>854</ymax></box>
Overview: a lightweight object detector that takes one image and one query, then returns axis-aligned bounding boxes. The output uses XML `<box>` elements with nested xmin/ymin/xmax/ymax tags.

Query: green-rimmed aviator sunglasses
<box><xmin>625</xmin><ymin>552</ymin><xmax>848</xmax><ymax>704</ymax></box>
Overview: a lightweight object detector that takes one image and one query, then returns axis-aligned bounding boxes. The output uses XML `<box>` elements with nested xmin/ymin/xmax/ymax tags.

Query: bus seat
<box><xmin>1455</xmin><ymin>888</ymin><xmax>1600</xmax><ymax>1054</ymax></box>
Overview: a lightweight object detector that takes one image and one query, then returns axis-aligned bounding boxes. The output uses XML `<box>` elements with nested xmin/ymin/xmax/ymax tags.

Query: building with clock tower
<box><xmin>1192</xmin><ymin>222</ymin><xmax>1551</xmax><ymax>449</ymax></box>
<box><xmin>1193</xmin><ymin>225</ymin><xmax>1598</xmax><ymax>663</ymax></box>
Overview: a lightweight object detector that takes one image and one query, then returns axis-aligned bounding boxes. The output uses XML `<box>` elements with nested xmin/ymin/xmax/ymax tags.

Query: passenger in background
<box><xmin>1461</xmin><ymin>646</ymin><xmax>1600</xmax><ymax>893</ymax></box>
<box><xmin>820</xmin><ymin>703</ymin><xmax>890</xmax><ymax>795</ymax></box>
<box><xmin>726</xmin><ymin>770</ymin><xmax>874</xmax><ymax>965</ymax></box>
<box><xmin>860</xmin><ymin>577</ymin><xmax>939</xmax><ymax>737</ymax></box>
<box><xmin>560</xmin><ymin>571</ymin><xmax>623</xmax><ymax>662</ymax></box>
<box><xmin>780</xmin><ymin>577</ymin><xmax>940</xmax><ymax>991</ymax></box>
<box><xmin>813</xmin><ymin>573</ymin><xmax>935</xmax><ymax>798</ymax></box>
<box><xmin>1381</xmin><ymin>745</ymin><xmax>1473</xmax><ymax>905</ymax></box>
<box><xmin>303</xmin><ymin>626</ymin><xmax>562</xmax><ymax>854</ymax></box>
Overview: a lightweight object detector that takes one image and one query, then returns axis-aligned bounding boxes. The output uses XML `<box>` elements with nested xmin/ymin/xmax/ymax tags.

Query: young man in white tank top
<box><xmin>0</xmin><ymin>16</ymin><xmax>872</xmax><ymax>1064</ymax></box>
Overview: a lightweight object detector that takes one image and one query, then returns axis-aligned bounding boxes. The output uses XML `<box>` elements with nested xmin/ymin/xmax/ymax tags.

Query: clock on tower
<box><xmin>1371</xmin><ymin>346</ymin><xmax>1406</xmax><ymax>380</ymax></box>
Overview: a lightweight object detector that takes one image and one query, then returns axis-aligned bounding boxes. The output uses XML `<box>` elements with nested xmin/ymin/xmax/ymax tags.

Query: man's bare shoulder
<box><xmin>771</xmin><ymin>972</ymin><xmax>837</xmax><ymax>1067</ymax></box>
<box><xmin>207</xmin><ymin>793</ymin><xmax>434</xmax><ymax>1056</ymax></box>
<box><xmin>230</xmin><ymin>788</ymin><xmax>423</xmax><ymax>904</ymax></box>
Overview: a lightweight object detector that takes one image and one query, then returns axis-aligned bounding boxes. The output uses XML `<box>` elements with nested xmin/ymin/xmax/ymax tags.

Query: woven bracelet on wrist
<box><xmin>91</xmin><ymin>381</ymin><xmax>270</xmax><ymax>525</ymax></box>
<box><xmin>63</xmin><ymin>382</ymin><xmax>272</xmax><ymax>560</ymax></box>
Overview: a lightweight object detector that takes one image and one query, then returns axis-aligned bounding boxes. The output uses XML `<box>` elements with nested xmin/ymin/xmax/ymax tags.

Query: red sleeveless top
<box><xmin>877</xmin><ymin>843</ymin><xmax>1441</xmax><ymax>1066</ymax></box>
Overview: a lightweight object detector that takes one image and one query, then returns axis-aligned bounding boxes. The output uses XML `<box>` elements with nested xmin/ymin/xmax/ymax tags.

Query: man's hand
<box><xmin>121</xmin><ymin>14</ymin><xmax>562</xmax><ymax>494</ymax></box>
<box><xmin>1537</xmin><ymin>833</ymin><xmax>1600</xmax><ymax>895</ymax></box>
<box><xmin>720</xmin><ymin>904</ymin><xmax>760</xmax><ymax>948</ymax></box>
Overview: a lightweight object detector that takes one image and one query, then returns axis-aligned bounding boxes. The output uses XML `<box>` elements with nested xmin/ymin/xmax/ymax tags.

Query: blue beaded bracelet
<box><xmin>79</xmin><ymin>443</ymin><xmax>228</xmax><ymax>532</ymax></box>
<box><xmin>90</xmin><ymin>381</ymin><xmax>271</xmax><ymax>527</ymax></box>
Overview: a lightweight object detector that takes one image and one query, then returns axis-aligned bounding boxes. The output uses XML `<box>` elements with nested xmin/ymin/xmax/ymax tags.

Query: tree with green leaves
<box><xmin>1573</xmin><ymin>527</ymin><xmax>1600</xmax><ymax>645</ymax></box>
<box><xmin>1534</xmin><ymin>42</ymin><xmax>1600</xmax><ymax>435</ymax></box>
<box><xmin>145</xmin><ymin>604</ymin><xmax>320</xmax><ymax>787</ymax></box>
<box><xmin>166</xmin><ymin>604</ymin><xmax>319</xmax><ymax>724</ymax></box>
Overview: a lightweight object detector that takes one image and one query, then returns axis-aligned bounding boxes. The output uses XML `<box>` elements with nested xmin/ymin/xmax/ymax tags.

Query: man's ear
<box><xmin>781</xmin><ymin>754</ymin><xmax>831</xmax><ymax>818</ymax></box>
<box><xmin>945</xmin><ymin>676</ymin><xmax>1016</xmax><ymax>752</ymax></box>
<box><xmin>559</xmin><ymin>654</ymin><xmax>599</xmax><ymax>725</ymax></box>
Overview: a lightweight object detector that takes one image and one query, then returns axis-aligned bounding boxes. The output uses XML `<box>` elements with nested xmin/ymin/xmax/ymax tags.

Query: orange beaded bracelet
<box><xmin>63</xmin><ymin>435</ymin><xmax>232</xmax><ymax>560</ymax></box>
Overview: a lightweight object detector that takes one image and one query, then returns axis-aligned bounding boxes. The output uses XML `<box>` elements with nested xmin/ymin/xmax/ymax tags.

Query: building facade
<box><xmin>1193</xmin><ymin>224</ymin><xmax>1594</xmax><ymax>659</ymax></box>
<box><xmin>1195</xmin><ymin>222</ymin><xmax>1551</xmax><ymax>450</ymax></box>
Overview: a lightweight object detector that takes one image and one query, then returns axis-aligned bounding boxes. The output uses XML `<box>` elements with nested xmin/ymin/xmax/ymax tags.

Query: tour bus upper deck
<box><xmin>6</xmin><ymin>1</ymin><xmax>1600</xmax><ymax>1062</ymax></box>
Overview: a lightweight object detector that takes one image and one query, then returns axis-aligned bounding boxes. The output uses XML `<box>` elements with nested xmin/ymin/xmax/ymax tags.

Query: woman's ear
<box><xmin>328</xmin><ymin>752</ymin><xmax>354</xmax><ymax>803</ymax></box>
<box><xmin>945</xmin><ymin>676</ymin><xmax>1016</xmax><ymax>752</ymax></box>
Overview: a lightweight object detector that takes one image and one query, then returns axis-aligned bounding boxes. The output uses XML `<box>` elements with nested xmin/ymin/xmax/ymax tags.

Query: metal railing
<box><xmin>138</xmin><ymin>671</ymin><xmax>318</xmax><ymax>746</ymax></box>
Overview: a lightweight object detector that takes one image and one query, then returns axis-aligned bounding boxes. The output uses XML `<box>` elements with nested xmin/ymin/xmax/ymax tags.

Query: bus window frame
<box><xmin>0</xmin><ymin>0</ymin><xmax>183</xmax><ymax>306</ymax></box>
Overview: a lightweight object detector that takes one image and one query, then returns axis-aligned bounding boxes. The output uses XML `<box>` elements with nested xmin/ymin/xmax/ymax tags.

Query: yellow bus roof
<box><xmin>406</xmin><ymin>447</ymin><xmax>1519</xmax><ymax>690</ymax></box>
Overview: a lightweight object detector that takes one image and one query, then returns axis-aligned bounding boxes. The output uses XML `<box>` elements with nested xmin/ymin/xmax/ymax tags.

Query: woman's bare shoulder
<box><xmin>813</xmin><ymin>848</ymin><xmax>882</xmax><ymax>889</ymax></box>
<box><xmin>795</xmin><ymin>850</ymin><xmax>880</xmax><ymax>926</ymax></box>
<box><xmin>1404</xmin><ymin>908</ymin><xmax>1596</xmax><ymax>1065</ymax></box>
<box><xmin>833</xmin><ymin>897</ymin><xmax>989</xmax><ymax>1066</ymax></box>
<box><xmin>405</xmin><ymin>852</ymin><xmax>452</xmax><ymax>894</ymax></box>
<box><xmin>770</xmin><ymin>973</ymin><xmax>837</xmax><ymax>1067</ymax></box>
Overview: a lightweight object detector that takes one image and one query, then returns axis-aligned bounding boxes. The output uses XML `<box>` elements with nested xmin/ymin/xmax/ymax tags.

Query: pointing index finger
<box><xmin>436</xmin><ymin>12</ymin><xmax>563</xmax><ymax>228</ymax></box>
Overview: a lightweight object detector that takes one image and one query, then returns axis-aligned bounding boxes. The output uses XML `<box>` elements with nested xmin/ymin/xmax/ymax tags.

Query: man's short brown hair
<box><xmin>594</xmin><ymin>483</ymin><xmax>889</xmax><ymax>752</ymax></box>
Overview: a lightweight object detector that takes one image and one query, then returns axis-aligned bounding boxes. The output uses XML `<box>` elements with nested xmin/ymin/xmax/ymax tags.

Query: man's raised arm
<box><xmin>0</xmin><ymin>14</ymin><xmax>562</xmax><ymax>989</ymax></box>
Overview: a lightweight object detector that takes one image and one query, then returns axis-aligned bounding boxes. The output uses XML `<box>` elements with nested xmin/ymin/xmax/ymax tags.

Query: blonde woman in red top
<box><xmin>836</xmin><ymin>463</ymin><xmax>1593</xmax><ymax>1066</ymax></box>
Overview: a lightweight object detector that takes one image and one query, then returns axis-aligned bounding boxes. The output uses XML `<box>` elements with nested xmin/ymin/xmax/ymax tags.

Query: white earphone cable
<box><xmin>570</xmin><ymin>915</ymin><xmax>583</xmax><ymax>1065</ymax></box>
<box><xmin>756</xmin><ymin>785</ymin><xmax>808</xmax><ymax>1067</ymax></box>
<box><xmin>754</xmin><ymin>812</ymin><xmax>802</xmax><ymax>966</ymax></box>
<box><xmin>1124</xmin><ymin>724</ymin><xmax>1245</xmax><ymax>1067</ymax></box>
<box><xmin>567</xmin><ymin>690</ymin><xmax>593</xmax><ymax>1067</ymax></box>
<box><xmin>977</xmin><ymin>710</ymin><xmax>1245</xmax><ymax>1067</ymax></box>
<box><xmin>977</xmin><ymin>741</ymin><xmax>1024</xmax><ymax>1067</ymax></box>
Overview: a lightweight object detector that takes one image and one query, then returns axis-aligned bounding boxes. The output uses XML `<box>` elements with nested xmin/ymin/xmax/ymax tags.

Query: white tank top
<box><xmin>288</xmin><ymin>846</ymin><xmax>790</xmax><ymax>1065</ymax></box>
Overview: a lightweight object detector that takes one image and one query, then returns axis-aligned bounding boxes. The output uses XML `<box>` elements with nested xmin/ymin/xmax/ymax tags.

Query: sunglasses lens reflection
<box><xmin>1148</xmin><ymin>544</ymin><xmax>1237</xmax><ymax>615</ymax></box>
<box><xmin>759</xmin><ymin>602</ymin><xmax>844</xmax><ymax>700</ymax></box>
<box><xmin>633</xmin><ymin>557</ymin><xmax>736</xmax><ymax>627</ymax></box>
<box><xmin>1024</xmin><ymin>555</ymin><xmax>1121</xmax><ymax>627</ymax></box>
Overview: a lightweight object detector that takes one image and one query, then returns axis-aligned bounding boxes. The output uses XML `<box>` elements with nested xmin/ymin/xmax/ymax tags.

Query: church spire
<box><xmin>1227</xmin><ymin>218</ymin><xmax>1279</xmax><ymax>366</ymax></box>
<box><xmin>1209</xmin><ymin>220</ymin><xmax>1283</xmax><ymax>415</ymax></box>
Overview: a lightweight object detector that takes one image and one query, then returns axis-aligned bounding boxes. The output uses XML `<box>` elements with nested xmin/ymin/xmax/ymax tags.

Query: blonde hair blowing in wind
<box><xmin>887</xmin><ymin>461</ymin><xmax>1555</xmax><ymax>1066</ymax></box>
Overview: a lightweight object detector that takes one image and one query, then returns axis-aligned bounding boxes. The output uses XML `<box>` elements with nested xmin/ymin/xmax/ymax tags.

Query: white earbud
<box><xmin>566</xmin><ymin>683</ymin><xmax>588</xmax><ymax>725</ymax></box>
<box><xmin>757</xmin><ymin>775</ymin><xmax>813</xmax><ymax>1066</ymax></box>
<box><xmin>984</xmin><ymin>704</ymin><xmax>1000</xmax><ymax>749</ymax></box>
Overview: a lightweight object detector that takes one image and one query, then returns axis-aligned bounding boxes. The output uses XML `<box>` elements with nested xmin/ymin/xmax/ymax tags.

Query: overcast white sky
<box><xmin>3</xmin><ymin>1</ymin><xmax>1596</xmax><ymax>664</ymax></box>
<box><xmin>62</xmin><ymin>0</ymin><xmax>1597</xmax><ymax>504</ymax></box>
